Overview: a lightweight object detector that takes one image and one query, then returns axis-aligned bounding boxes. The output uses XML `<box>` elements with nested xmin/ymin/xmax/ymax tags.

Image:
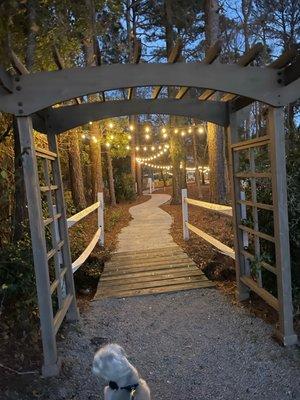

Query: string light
<box><xmin>108</xmin><ymin>122</ymin><xmax>114</xmax><ymax>129</ymax></box>
<box><xmin>181</xmin><ymin>131</ymin><xmax>186</xmax><ymax>137</ymax></box>
<box><xmin>145</xmin><ymin>134</ymin><xmax>150</xmax><ymax>140</ymax></box>
<box><xmin>143</xmin><ymin>146</ymin><xmax>147</xmax><ymax>151</ymax></box>
<box><xmin>135</xmin><ymin>146</ymin><xmax>140</xmax><ymax>151</ymax></box>
<box><xmin>163</xmin><ymin>133</ymin><xmax>168</xmax><ymax>139</ymax></box>
<box><xmin>89</xmin><ymin>121</ymin><xmax>92</xmax><ymax>125</ymax></box>
<box><xmin>92</xmin><ymin>136</ymin><xmax>97</xmax><ymax>143</ymax></box>
<box><xmin>174</xmin><ymin>128</ymin><xmax>179</xmax><ymax>134</ymax></box>
<box><xmin>81</xmin><ymin>134</ymin><xmax>86</xmax><ymax>139</ymax></box>
<box><xmin>188</xmin><ymin>127</ymin><xmax>192</xmax><ymax>133</ymax></box>
<box><xmin>145</xmin><ymin>126</ymin><xmax>150</xmax><ymax>133</ymax></box>
<box><xmin>198</xmin><ymin>126</ymin><xmax>205</xmax><ymax>134</ymax></box>
<box><xmin>127</xmin><ymin>134</ymin><xmax>132</xmax><ymax>140</ymax></box>
<box><xmin>105</xmin><ymin>142</ymin><xmax>111</xmax><ymax>148</ymax></box>
<box><xmin>126</xmin><ymin>145</ymin><xmax>130</xmax><ymax>150</ymax></box>
<box><xmin>151</xmin><ymin>146</ymin><xmax>155</xmax><ymax>151</ymax></box>
<box><xmin>161</xmin><ymin>127</ymin><xmax>167</xmax><ymax>134</ymax></box>
<box><xmin>129</xmin><ymin>125</ymin><xmax>134</xmax><ymax>131</ymax></box>
<box><xmin>110</xmin><ymin>134</ymin><xmax>114</xmax><ymax>140</ymax></box>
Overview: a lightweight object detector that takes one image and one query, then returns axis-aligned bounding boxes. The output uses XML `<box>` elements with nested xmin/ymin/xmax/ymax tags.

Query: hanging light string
<box><xmin>136</xmin><ymin>146</ymin><xmax>169</xmax><ymax>162</ymax></box>
<box><xmin>138</xmin><ymin>160</ymin><xmax>210</xmax><ymax>173</ymax></box>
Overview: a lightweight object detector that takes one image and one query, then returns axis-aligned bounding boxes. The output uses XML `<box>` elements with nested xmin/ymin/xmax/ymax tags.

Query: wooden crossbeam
<box><xmin>10</xmin><ymin>49</ymin><xmax>29</xmax><ymax>75</ymax></box>
<box><xmin>128</xmin><ymin>39</ymin><xmax>142</xmax><ymax>100</ymax></box>
<box><xmin>231</xmin><ymin>48</ymin><xmax>299</xmax><ymax>111</ymax></box>
<box><xmin>152</xmin><ymin>39</ymin><xmax>183</xmax><ymax>99</ymax></box>
<box><xmin>200</xmin><ymin>42</ymin><xmax>263</xmax><ymax>102</ymax></box>
<box><xmin>175</xmin><ymin>40</ymin><xmax>222</xmax><ymax>99</ymax></box>
<box><xmin>269</xmin><ymin>48</ymin><xmax>298</xmax><ymax>69</ymax></box>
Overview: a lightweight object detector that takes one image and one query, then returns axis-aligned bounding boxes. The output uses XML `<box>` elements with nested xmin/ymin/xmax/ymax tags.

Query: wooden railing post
<box><xmin>53</xmin><ymin>205</ymin><xmax>66</xmax><ymax>298</ymax></box>
<box><xmin>182</xmin><ymin>188</ymin><xmax>189</xmax><ymax>240</ymax></box>
<box><xmin>98</xmin><ymin>192</ymin><xmax>104</xmax><ymax>246</ymax></box>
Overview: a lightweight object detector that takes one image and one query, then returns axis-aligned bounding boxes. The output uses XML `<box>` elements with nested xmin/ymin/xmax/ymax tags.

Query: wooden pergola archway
<box><xmin>0</xmin><ymin>42</ymin><xmax>299</xmax><ymax>376</ymax></box>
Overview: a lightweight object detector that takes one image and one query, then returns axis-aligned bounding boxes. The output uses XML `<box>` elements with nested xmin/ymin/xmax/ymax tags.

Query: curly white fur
<box><xmin>93</xmin><ymin>344</ymin><xmax>151</xmax><ymax>400</ymax></box>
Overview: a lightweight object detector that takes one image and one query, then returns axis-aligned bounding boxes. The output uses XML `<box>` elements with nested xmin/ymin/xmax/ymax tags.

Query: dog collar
<box><xmin>109</xmin><ymin>381</ymin><xmax>139</xmax><ymax>398</ymax></box>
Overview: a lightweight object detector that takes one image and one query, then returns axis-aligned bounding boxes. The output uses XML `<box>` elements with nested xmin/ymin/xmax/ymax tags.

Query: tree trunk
<box><xmin>192</xmin><ymin>131</ymin><xmax>202</xmax><ymax>198</ymax></box>
<box><xmin>67</xmin><ymin>130</ymin><xmax>86</xmax><ymax>211</ymax></box>
<box><xmin>84</xmin><ymin>0</ymin><xmax>103</xmax><ymax>201</ymax></box>
<box><xmin>205</xmin><ymin>0</ymin><xmax>227</xmax><ymax>204</ymax></box>
<box><xmin>106</xmin><ymin>148</ymin><xmax>116</xmax><ymax>206</ymax></box>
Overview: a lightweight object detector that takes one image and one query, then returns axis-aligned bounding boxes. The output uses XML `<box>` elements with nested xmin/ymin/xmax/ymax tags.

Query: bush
<box><xmin>115</xmin><ymin>173</ymin><xmax>136</xmax><ymax>202</ymax></box>
<box><xmin>0</xmin><ymin>229</ymin><xmax>39</xmax><ymax>337</ymax></box>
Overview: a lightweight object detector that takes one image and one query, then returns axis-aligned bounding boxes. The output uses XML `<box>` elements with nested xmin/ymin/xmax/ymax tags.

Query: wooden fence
<box><xmin>181</xmin><ymin>188</ymin><xmax>235</xmax><ymax>259</ymax></box>
<box><xmin>54</xmin><ymin>192</ymin><xmax>104</xmax><ymax>274</ymax></box>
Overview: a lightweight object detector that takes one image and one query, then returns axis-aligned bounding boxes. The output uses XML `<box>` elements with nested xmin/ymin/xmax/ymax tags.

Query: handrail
<box><xmin>67</xmin><ymin>201</ymin><xmax>100</xmax><ymax>228</ymax></box>
<box><xmin>181</xmin><ymin>188</ymin><xmax>235</xmax><ymax>258</ymax></box>
<box><xmin>54</xmin><ymin>192</ymin><xmax>104</xmax><ymax>274</ymax></box>
<box><xmin>72</xmin><ymin>228</ymin><xmax>101</xmax><ymax>273</ymax></box>
<box><xmin>185</xmin><ymin>197</ymin><xmax>232</xmax><ymax>217</ymax></box>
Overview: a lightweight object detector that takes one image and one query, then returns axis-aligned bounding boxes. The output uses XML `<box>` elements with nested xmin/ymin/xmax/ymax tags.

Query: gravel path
<box><xmin>27</xmin><ymin>289</ymin><xmax>299</xmax><ymax>400</ymax></box>
<box><xmin>7</xmin><ymin>195</ymin><xmax>299</xmax><ymax>400</ymax></box>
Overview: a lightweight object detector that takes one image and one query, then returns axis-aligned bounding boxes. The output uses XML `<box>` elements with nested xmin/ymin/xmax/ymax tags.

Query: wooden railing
<box><xmin>54</xmin><ymin>192</ymin><xmax>104</xmax><ymax>273</ymax></box>
<box><xmin>181</xmin><ymin>189</ymin><xmax>235</xmax><ymax>259</ymax></box>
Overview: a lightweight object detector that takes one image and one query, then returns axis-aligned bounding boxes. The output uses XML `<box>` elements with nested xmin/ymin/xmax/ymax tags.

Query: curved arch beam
<box><xmin>0</xmin><ymin>63</ymin><xmax>283</xmax><ymax>115</ymax></box>
<box><xmin>39</xmin><ymin>99</ymin><xmax>229</xmax><ymax>134</ymax></box>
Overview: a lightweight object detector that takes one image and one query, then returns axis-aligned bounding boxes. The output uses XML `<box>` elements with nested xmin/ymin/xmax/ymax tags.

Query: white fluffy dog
<box><xmin>92</xmin><ymin>344</ymin><xmax>151</xmax><ymax>400</ymax></box>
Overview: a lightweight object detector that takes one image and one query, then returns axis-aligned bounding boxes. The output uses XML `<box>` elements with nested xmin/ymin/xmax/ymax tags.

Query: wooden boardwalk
<box><xmin>94</xmin><ymin>194</ymin><xmax>214</xmax><ymax>299</ymax></box>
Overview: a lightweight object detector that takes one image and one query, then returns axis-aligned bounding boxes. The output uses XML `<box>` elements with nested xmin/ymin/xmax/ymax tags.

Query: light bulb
<box><xmin>198</xmin><ymin>126</ymin><xmax>205</xmax><ymax>134</ymax></box>
<box><xmin>145</xmin><ymin>126</ymin><xmax>150</xmax><ymax>133</ymax></box>
<box><xmin>143</xmin><ymin>146</ymin><xmax>147</xmax><ymax>151</ymax></box>
<box><xmin>135</xmin><ymin>146</ymin><xmax>140</xmax><ymax>151</ymax></box>
<box><xmin>174</xmin><ymin>128</ymin><xmax>179</xmax><ymax>134</ymax></box>
<box><xmin>105</xmin><ymin>142</ymin><xmax>110</xmax><ymax>148</ymax></box>
<box><xmin>129</xmin><ymin>124</ymin><xmax>134</xmax><ymax>131</ymax></box>
<box><xmin>81</xmin><ymin>134</ymin><xmax>86</xmax><ymax>139</ymax></box>
<box><xmin>161</xmin><ymin>127</ymin><xmax>166</xmax><ymax>134</ymax></box>
<box><xmin>145</xmin><ymin>134</ymin><xmax>150</xmax><ymax>140</ymax></box>
<box><xmin>181</xmin><ymin>131</ymin><xmax>186</xmax><ymax>137</ymax></box>
<box><xmin>188</xmin><ymin>127</ymin><xmax>192</xmax><ymax>133</ymax></box>
<box><xmin>108</xmin><ymin>122</ymin><xmax>114</xmax><ymax>129</ymax></box>
<box><xmin>163</xmin><ymin>133</ymin><xmax>168</xmax><ymax>139</ymax></box>
<box><xmin>126</xmin><ymin>145</ymin><xmax>130</xmax><ymax>150</ymax></box>
<box><xmin>151</xmin><ymin>146</ymin><xmax>155</xmax><ymax>151</ymax></box>
<box><xmin>128</xmin><ymin>134</ymin><xmax>132</xmax><ymax>140</ymax></box>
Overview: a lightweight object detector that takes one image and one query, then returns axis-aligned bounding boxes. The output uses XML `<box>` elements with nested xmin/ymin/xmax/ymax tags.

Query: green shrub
<box><xmin>0</xmin><ymin>229</ymin><xmax>39</xmax><ymax>336</ymax></box>
<box><xmin>115</xmin><ymin>173</ymin><xmax>136</xmax><ymax>202</ymax></box>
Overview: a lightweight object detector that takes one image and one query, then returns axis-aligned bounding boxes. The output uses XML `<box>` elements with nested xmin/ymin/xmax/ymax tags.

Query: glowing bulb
<box><xmin>126</xmin><ymin>145</ymin><xmax>130</xmax><ymax>150</ymax></box>
<box><xmin>105</xmin><ymin>142</ymin><xmax>111</xmax><ymax>148</ymax></box>
<box><xmin>89</xmin><ymin>121</ymin><xmax>92</xmax><ymax>125</ymax></box>
<box><xmin>143</xmin><ymin>146</ymin><xmax>147</xmax><ymax>151</ymax></box>
<box><xmin>165</xmin><ymin>144</ymin><xmax>170</xmax><ymax>149</ymax></box>
<box><xmin>110</xmin><ymin>134</ymin><xmax>114</xmax><ymax>140</ymax></box>
<box><xmin>158</xmin><ymin>145</ymin><xmax>162</xmax><ymax>149</ymax></box>
<box><xmin>145</xmin><ymin>134</ymin><xmax>150</xmax><ymax>140</ymax></box>
<box><xmin>181</xmin><ymin>131</ymin><xmax>186</xmax><ymax>137</ymax></box>
<box><xmin>145</xmin><ymin>126</ymin><xmax>150</xmax><ymax>133</ymax></box>
<box><xmin>108</xmin><ymin>122</ymin><xmax>114</xmax><ymax>129</ymax></box>
<box><xmin>135</xmin><ymin>146</ymin><xmax>140</xmax><ymax>151</ymax></box>
<box><xmin>129</xmin><ymin>125</ymin><xmax>134</xmax><ymax>131</ymax></box>
<box><xmin>128</xmin><ymin>134</ymin><xmax>132</xmax><ymax>140</ymax></box>
<box><xmin>92</xmin><ymin>136</ymin><xmax>97</xmax><ymax>143</ymax></box>
<box><xmin>81</xmin><ymin>134</ymin><xmax>86</xmax><ymax>139</ymax></box>
<box><xmin>174</xmin><ymin>128</ymin><xmax>179</xmax><ymax>134</ymax></box>
<box><xmin>163</xmin><ymin>133</ymin><xmax>168</xmax><ymax>139</ymax></box>
<box><xmin>188</xmin><ymin>127</ymin><xmax>192</xmax><ymax>133</ymax></box>
<box><xmin>151</xmin><ymin>146</ymin><xmax>155</xmax><ymax>151</ymax></box>
<box><xmin>198</xmin><ymin>126</ymin><xmax>205</xmax><ymax>134</ymax></box>
<box><xmin>161</xmin><ymin>127</ymin><xmax>166</xmax><ymax>134</ymax></box>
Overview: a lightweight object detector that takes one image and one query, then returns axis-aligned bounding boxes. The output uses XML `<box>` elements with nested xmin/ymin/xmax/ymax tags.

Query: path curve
<box><xmin>116</xmin><ymin>194</ymin><xmax>174</xmax><ymax>252</ymax></box>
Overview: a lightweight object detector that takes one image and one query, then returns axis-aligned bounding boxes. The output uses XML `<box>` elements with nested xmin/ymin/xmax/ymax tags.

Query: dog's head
<box><xmin>92</xmin><ymin>344</ymin><xmax>131</xmax><ymax>381</ymax></box>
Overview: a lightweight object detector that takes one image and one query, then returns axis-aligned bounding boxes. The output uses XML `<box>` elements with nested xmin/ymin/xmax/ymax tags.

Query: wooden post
<box><xmin>47</xmin><ymin>130</ymin><xmax>79</xmax><ymax>323</ymax></box>
<box><xmin>97</xmin><ymin>192</ymin><xmax>104</xmax><ymax>246</ymax></box>
<box><xmin>268</xmin><ymin>106</ymin><xmax>297</xmax><ymax>345</ymax></box>
<box><xmin>227</xmin><ymin>112</ymin><xmax>250</xmax><ymax>301</ymax></box>
<box><xmin>17</xmin><ymin>116</ymin><xmax>60</xmax><ymax>377</ymax></box>
<box><xmin>182</xmin><ymin>188</ymin><xmax>189</xmax><ymax>240</ymax></box>
<box><xmin>53</xmin><ymin>204</ymin><xmax>66</xmax><ymax>298</ymax></box>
